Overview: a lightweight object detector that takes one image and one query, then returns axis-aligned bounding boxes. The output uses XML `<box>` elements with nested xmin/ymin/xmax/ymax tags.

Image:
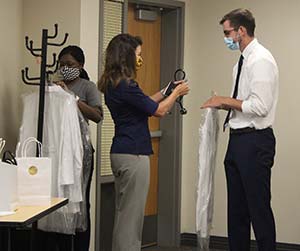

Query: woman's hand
<box><xmin>154</xmin><ymin>81</ymin><xmax>189</xmax><ymax>117</ymax></box>
<box><xmin>173</xmin><ymin>81</ymin><xmax>190</xmax><ymax>97</ymax></box>
<box><xmin>55</xmin><ymin>81</ymin><xmax>69</xmax><ymax>91</ymax></box>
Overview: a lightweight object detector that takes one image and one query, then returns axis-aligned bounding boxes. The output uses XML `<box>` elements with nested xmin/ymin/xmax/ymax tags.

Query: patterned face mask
<box><xmin>60</xmin><ymin>66</ymin><xmax>80</xmax><ymax>81</ymax></box>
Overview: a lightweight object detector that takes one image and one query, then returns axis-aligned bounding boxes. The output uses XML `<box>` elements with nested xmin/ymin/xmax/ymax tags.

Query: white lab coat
<box><xmin>18</xmin><ymin>85</ymin><xmax>83</xmax><ymax>234</ymax></box>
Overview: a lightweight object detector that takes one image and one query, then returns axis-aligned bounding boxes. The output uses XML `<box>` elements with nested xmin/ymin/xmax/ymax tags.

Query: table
<box><xmin>0</xmin><ymin>198</ymin><xmax>68</xmax><ymax>251</ymax></box>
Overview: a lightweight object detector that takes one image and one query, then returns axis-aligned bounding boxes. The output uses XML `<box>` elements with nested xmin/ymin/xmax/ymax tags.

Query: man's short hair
<box><xmin>219</xmin><ymin>8</ymin><xmax>256</xmax><ymax>37</ymax></box>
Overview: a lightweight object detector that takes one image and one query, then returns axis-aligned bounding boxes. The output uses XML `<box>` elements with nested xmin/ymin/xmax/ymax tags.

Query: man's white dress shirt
<box><xmin>229</xmin><ymin>38</ymin><xmax>279</xmax><ymax>130</ymax></box>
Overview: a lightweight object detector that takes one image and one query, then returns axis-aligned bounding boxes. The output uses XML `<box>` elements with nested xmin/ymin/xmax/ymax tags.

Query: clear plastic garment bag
<box><xmin>17</xmin><ymin>85</ymin><xmax>88</xmax><ymax>234</ymax></box>
<box><xmin>196</xmin><ymin>108</ymin><xmax>220</xmax><ymax>250</ymax></box>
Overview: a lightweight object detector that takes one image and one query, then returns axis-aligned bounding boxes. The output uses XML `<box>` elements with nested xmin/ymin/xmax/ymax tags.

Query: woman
<box><xmin>56</xmin><ymin>45</ymin><xmax>102</xmax><ymax>251</ymax></box>
<box><xmin>57</xmin><ymin>45</ymin><xmax>103</xmax><ymax>123</ymax></box>
<box><xmin>98</xmin><ymin>34</ymin><xmax>189</xmax><ymax>251</ymax></box>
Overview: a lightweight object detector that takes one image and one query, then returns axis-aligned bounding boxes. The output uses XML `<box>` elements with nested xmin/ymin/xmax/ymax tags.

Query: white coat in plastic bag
<box><xmin>196</xmin><ymin>108</ymin><xmax>219</xmax><ymax>250</ymax></box>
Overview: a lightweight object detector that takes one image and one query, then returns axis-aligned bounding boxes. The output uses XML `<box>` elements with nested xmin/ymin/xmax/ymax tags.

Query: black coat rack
<box><xmin>21</xmin><ymin>24</ymin><xmax>68</xmax><ymax>152</ymax></box>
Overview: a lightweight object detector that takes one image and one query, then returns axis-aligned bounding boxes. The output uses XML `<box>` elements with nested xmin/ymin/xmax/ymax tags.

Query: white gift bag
<box><xmin>16</xmin><ymin>137</ymin><xmax>52</xmax><ymax>206</ymax></box>
<box><xmin>0</xmin><ymin>161</ymin><xmax>18</xmax><ymax>215</ymax></box>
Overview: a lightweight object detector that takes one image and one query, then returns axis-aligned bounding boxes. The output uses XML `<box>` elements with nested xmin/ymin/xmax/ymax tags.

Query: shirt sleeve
<box><xmin>85</xmin><ymin>81</ymin><xmax>102</xmax><ymax>108</ymax></box>
<box><xmin>120</xmin><ymin>80</ymin><xmax>159</xmax><ymax>116</ymax></box>
<box><xmin>241</xmin><ymin>58</ymin><xmax>277</xmax><ymax>117</ymax></box>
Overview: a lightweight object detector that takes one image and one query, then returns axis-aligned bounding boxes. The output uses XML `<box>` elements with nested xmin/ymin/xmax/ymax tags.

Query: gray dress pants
<box><xmin>110</xmin><ymin>154</ymin><xmax>150</xmax><ymax>251</ymax></box>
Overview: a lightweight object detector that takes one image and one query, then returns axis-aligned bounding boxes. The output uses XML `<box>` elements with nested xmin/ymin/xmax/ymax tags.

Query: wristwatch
<box><xmin>160</xmin><ymin>88</ymin><xmax>167</xmax><ymax>97</ymax></box>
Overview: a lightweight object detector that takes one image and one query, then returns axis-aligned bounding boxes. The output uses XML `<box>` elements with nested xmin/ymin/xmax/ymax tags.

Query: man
<box><xmin>201</xmin><ymin>9</ymin><xmax>278</xmax><ymax>251</ymax></box>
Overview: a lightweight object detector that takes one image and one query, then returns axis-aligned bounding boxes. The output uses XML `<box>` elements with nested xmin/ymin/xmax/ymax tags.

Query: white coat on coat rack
<box><xmin>18</xmin><ymin>85</ymin><xmax>83</xmax><ymax>234</ymax></box>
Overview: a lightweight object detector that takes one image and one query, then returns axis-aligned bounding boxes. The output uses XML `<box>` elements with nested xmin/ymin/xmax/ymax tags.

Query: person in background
<box><xmin>57</xmin><ymin>45</ymin><xmax>103</xmax><ymax>123</ymax></box>
<box><xmin>201</xmin><ymin>9</ymin><xmax>278</xmax><ymax>251</ymax></box>
<box><xmin>98</xmin><ymin>33</ymin><xmax>189</xmax><ymax>251</ymax></box>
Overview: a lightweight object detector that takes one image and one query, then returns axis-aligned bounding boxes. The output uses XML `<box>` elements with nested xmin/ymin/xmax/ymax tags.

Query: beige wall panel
<box><xmin>181</xmin><ymin>0</ymin><xmax>300</xmax><ymax>244</ymax></box>
<box><xmin>79</xmin><ymin>0</ymin><xmax>100</xmax><ymax>250</ymax></box>
<box><xmin>22</xmin><ymin>0</ymin><xmax>81</xmax><ymax>80</ymax></box>
<box><xmin>0</xmin><ymin>0</ymin><xmax>23</xmax><ymax>151</ymax></box>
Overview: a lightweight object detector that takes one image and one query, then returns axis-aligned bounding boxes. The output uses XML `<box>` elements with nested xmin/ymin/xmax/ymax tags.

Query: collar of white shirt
<box><xmin>242</xmin><ymin>38</ymin><xmax>258</xmax><ymax>60</ymax></box>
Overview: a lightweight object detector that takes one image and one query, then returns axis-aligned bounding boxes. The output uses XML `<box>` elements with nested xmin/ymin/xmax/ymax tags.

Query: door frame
<box><xmin>123</xmin><ymin>0</ymin><xmax>185</xmax><ymax>247</ymax></box>
<box><xmin>95</xmin><ymin>0</ymin><xmax>185</xmax><ymax>249</ymax></box>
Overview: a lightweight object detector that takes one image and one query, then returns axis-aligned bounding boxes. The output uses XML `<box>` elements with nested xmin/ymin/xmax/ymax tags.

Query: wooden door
<box><xmin>128</xmin><ymin>4</ymin><xmax>161</xmax><ymax>247</ymax></box>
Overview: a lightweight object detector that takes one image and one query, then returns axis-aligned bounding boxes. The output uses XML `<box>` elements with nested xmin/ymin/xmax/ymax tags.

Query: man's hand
<box><xmin>201</xmin><ymin>96</ymin><xmax>227</xmax><ymax>110</ymax></box>
<box><xmin>201</xmin><ymin>96</ymin><xmax>243</xmax><ymax>111</ymax></box>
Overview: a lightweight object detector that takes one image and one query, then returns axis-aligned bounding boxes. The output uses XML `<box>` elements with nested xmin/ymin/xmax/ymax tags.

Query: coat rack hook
<box><xmin>27</xmin><ymin>40</ymin><xmax>42</xmax><ymax>57</ymax></box>
<box><xmin>48</xmin><ymin>33</ymin><xmax>69</xmax><ymax>47</ymax></box>
<box><xmin>24</xmin><ymin>67</ymin><xmax>41</xmax><ymax>81</ymax></box>
<box><xmin>21</xmin><ymin>69</ymin><xmax>40</xmax><ymax>86</ymax></box>
<box><xmin>47</xmin><ymin>53</ymin><xmax>57</xmax><ymax>68</ymax></box>
<box><xmin>25</xmin><ymin>36</ymin><xmax>30</xmax><ymax>51</ymax></box>
<box><xmin>53</xmin><ymin>61</ymin><xmax>59</xmax><ymax>73</ymax></box>
<box><xmin>48</xmin><ymin>23</ymin><xmax>58</xmax><ymax>39</ymax></box>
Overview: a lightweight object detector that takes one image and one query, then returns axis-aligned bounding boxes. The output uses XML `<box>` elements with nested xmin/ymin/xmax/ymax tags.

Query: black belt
<box><xmin>230</xmin><ymin>127</ymin><xmax>257</xmax><ymax>134</ymax></box>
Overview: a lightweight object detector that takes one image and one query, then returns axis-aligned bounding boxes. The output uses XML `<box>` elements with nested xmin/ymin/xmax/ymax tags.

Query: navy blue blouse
<box><xmin>105</xmin><ymin>79</ymin><xmax>159</xmax><ymax>155</ymax></box>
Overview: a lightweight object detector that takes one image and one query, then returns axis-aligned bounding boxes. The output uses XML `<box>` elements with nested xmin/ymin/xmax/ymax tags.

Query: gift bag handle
<box><xmin>21</xmin><ymin>137</ymin><xmax>43</xmax><ymax>157</ymax></box>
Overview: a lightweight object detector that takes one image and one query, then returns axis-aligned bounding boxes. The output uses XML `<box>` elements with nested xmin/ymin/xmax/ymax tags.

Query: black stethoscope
<box><xmin>173</xmin><ymin>69</ymin><xmax>187</xmax><ymax>115</ymax></box>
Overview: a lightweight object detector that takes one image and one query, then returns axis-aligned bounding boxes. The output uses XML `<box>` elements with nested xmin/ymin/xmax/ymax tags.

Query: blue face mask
<box><xmin>224</xmin><ymin>37</ymin><xmax>239</xmax><ymax>50</ymax></box>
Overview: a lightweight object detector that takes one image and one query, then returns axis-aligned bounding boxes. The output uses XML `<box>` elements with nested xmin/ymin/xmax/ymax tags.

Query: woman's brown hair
<box><xmin>98</xmin><ymin>34</ymin><xmax>142</xmax><ymax>93</ymax></box>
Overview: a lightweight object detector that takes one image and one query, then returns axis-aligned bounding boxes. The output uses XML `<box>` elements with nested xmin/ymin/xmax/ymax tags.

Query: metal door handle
<box><xmin>150</xmin><ymin>130</ymin><xmax>162</xmax><ymax>138</ymax></box>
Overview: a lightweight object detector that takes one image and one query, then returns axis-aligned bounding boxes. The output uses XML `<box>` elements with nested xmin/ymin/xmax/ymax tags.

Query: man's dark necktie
<box><xmin>223</xmin><ymin>55</ymin><xmax>244</xmax><ymax>131</ymax></box>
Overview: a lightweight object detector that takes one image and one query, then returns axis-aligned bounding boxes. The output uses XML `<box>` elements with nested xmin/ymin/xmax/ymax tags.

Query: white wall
<box><xmin>22</xmin><ymin>0</ymin><xmax>81</xmax><ymax>79</ymax></box>
<box><xmin>181</xmin><ymin>0</ymin><xmax>300</xmax><ymax>244</ymax></box>
<box><xmin>79</xmin><ymin>1</ymin><xmax>100</xmax><ymax>250</ymax></box>
<box><xmin>0</xmin><ymin>0</ymin><xmax>23</xmax><ymax>151</ymax></box>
